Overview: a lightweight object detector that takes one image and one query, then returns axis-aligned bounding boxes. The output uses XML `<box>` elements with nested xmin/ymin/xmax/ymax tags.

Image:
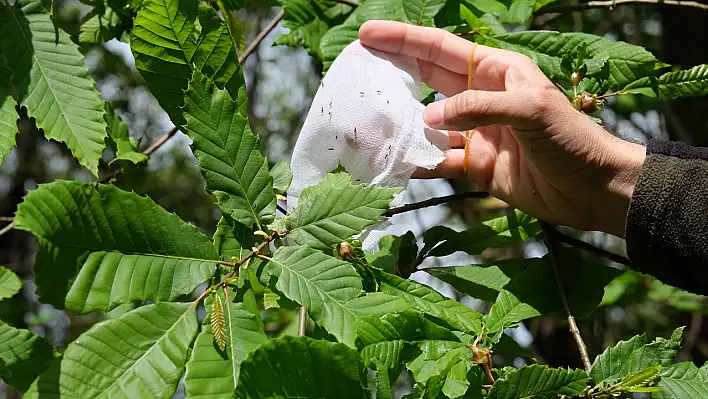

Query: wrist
<box><xmin>598</xmin><ymin>136</ymin><xmax>646</xmax><ymax>237</ymax></box>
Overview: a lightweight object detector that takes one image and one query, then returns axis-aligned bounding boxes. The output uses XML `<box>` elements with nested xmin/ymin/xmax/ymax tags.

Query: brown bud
<box><xmin>571</xmin><ymin>71</ymin><xmax>584</xmax><ymax>86</ymax></box>
<box><xmin>338</xmin><ymin>242</ymin><xmax>356</xmax><ymax>261</ymax></box>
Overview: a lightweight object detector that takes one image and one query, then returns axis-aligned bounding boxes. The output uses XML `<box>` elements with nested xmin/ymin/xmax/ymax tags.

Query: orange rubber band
<box><xmin>463</xmin><ymin>42</ymin><xmax>478</xmax><ymax>176</ymax></box>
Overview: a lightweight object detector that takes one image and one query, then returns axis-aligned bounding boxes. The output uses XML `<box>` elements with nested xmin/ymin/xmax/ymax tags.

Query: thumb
<box><xmin>424</xmin><ymin>88</ymin><xmax>562</xmax><ymax>131</ymax></box>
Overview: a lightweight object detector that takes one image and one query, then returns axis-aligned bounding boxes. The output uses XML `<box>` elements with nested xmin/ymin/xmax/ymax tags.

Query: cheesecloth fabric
<box><xmin>287</xmin><ymin>40</ymin><xmax>448</xmax><ymax>249</ymax></box>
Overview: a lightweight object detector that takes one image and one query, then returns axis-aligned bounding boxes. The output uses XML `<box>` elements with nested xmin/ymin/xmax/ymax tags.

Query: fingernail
<box><xmin>425</xmin><ymin>101</ymin><xmax>445</xmax><ymax>126</ymax></box>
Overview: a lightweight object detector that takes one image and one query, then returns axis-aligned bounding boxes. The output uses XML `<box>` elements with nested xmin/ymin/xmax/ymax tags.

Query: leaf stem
<box><xmin>541</xmin><ymin>221</ymin><xmax>593</xmax><ymax>375</ymax></box>
<box><xmin>385</xmin><ymin>191</ymin><xmax>489</xmax><ymax>216</ymax></box>
<box><xmin>238</xmin><ymin>9</ymin><xmax>285</xmax><ymax>64</ymax></box>
<box><xmin>538</xmin><ymin>0</ymin><xmax>708</xmax><ymax>14</ymax></box>
<box><xmin>298</xmin><ymin>307</ymin><xmax>308</xmax><ymax>336</ymax></box>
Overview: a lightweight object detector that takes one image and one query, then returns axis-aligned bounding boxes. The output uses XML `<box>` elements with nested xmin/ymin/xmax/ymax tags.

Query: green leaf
<box><xmin>0</xmin><ymin>60</ymin><xmax>18</xmax><ymax>164</ymax></box>
<box><xmin>184</xmin><ymin>300</ymin><xmax>268</xmax><ymax>398</ymax></box>
<box><xmin>235</xmin><ymin>336</ymin><xmax>368</xmax><ymax>398</ymax></box>
<box><xmin>654</xmin><ymin>362</ymin><xmax>708</xmax><ymax>399</ymax></box>
<box><xmin>270</xmin><ymin>159</ymin><xmax>293</xmax><ymax>195</ymax></box>
<box><xmin>366</xmin><ymin>231</ymin><xmax>418</xmax><ymax>275</ymax></box>
<box><xmin>268</xmin><ymin>245</ymin><xmax>363</xmax><ymax>346</ymax></box>
<box><xmin>425</xmin><ymin>258</ymin><xmax>528</xmax><ymax>302</ymax></box>
<box><xmin>418</xmin><ymin>210</ymin><xmax>541</xmax><ymax>261</ymax></box>
<box><xmin>0</xmin><ymin>322</ymin><xmax>57</xmax><ymax>391</ymax></box>
<box><xmin>182</xmin><ymin>70</ymin><xmax>276</xmax><ymax>229</ymax></box>
<box><xmin>499</xmin><ymin>0</ymin><xmax>535</xmax><ymax>24</ymax></box>
<box><xmin>14</xmin><ymin>180</ymin><xmax>218</xmax><ymax>312</ymax></box>
<box><xmin>484</xmin><ymin>249</ymin><xmax>622</xmax><ymax>334</ymax></box>
<box><xmin>131</xmin><ymin>0</ymin><xmax>243</xmax><ymax>124</ymax></box>
<box><xmin>320</xmin><ymin>24</ymin><xmax>360</xmax><ymax>71</ymax></box>
<box><xmin>375</xmin><ymin>270</ymin><xmax>483</xmax><ymax>334</ymax></box>
<box><xmin>275</xmin><ymin>0</ymin><xmax>354</xmax><ymax>60</ymax></box>
<box><xmin>79</xmin><ymin>5</ymin><xmax>121</xmax><ymax>44</ymax></box>
<box><xmin>590</xmin><ymin>327</ymin><xmax>684</xmax><ymax>387</ymax></box>
<box><xmin>351</xmin><ymin>0</ymin><xmax>444</xmax><ymax>26</ymax></box>
<box><xmin>487</xmin><ymin>31</ymin><xmax>663</xmax><ymax>88</ymax></box>
<box><xmin>442</xmin><ymin>362</ymin><xmax>473</xmax><ymax>399</ymax></box>
<box><xmin>407</xmin><ymin>340</ymin><xmax>470</xmax><ymax>386</ymax></box>
<box><xmin>25</xmin><ymin>303</ymin><xmax>198</xmax><ymax>398</ymax></box>
<box><xmin>625</xmin><ymin>64</ymin><xmax>708</xmax><ymax>99</ymax></box>
<box><xmin>286</xmin><ymin>172</ymin><xmax>398</xmax><ymax>251</ymax></box>
<box><xmin>213</xmin><ymin>215</ymin><xmax>257</xmax><ymax>261</ymax></box>
<box><xmin>373</xmin><ymin>359</ymin><xmax>394</xmax><ymax>399</ymax></box>
<box><xmin>488</xmin><ymin>365</ymin><xmax>589</xmax><ymax>399</ymax></box>
<box><xmin>0</xmin><ymin>0</ymin><xmax>108</xmax><ymax>175</ymax></box>
<box><xmin>402</xmin><ymin>0</ymin><xmax>447</xmax><ymax>26</ymax></box>
<box><xmin>0</xmin><ymin>266</ymin><xmax>21</xmax><ymax>300</ymax></box>
<box><xmin>356</xmin><ymin>311</ymin><xmax>459</xmax><ymax>349</ymax></box>
<box><xmin>105</xmin><ymin>104</ymin><xmax>148</xmax><ymax>164</ymax></box>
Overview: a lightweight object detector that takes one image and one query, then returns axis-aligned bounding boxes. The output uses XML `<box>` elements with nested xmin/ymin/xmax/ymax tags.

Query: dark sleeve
<box><xmin>626</xmin><ymin>139</ymin><xmax>708</xmax><ymax>295</ymax></box>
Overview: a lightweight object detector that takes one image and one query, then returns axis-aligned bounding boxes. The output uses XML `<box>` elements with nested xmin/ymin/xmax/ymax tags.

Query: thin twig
<box><xmin>298</xmin><ymin>307</ymin><xmax>308</xmax><ymax>337</ymax></box>
<box><xmin>0</xmin><ymin>221</ymin><xmax>15</xmax><ymax>237</ymax></box>
<box><xmin>100</xmin><ymin>126</ymin><xmax>179</xmax><ymax>184</ymax></box>
<box><xmin>538</xmin><ymin>0</ymin><xmax>708</xmax><ymax>14</ymax></box>
<box><xmin>551</xmin><ymin>226</ymin><xmax>631</xmax><ymax>266</ymax></box>
<box><xmin>385</xmin><ymin>191</ymin><xmax>489</xmax><ymax>216</ymax></box>
<box><xmin>238</xmin><ymin>9</ymin><xmax>284</xmax><ymax>64</ymax></box>
<box><xmin>143</xmin><ymin>126</ymin><xmax>179</xmax><ymax>156</ymax></box>
<box><xmin>0</xmin><ymin>216</ymin><xmax>13</xmax><ymax>222</ymax></box>
<box><xmin>214</xmin><ymin>236</ymin><xmax>274</xmax><ymax>291</ymax></box>
<box><xmin>541</xmin><ymin>221</ymin><xmax>593</xmax><ymax>374</ymax></box>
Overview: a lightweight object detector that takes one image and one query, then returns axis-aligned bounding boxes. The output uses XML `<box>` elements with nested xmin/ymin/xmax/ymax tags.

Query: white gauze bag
<box><xmin>288</xmin><ymin>40</ymin><xmax>448</xmax><ymax>249</ymax></box>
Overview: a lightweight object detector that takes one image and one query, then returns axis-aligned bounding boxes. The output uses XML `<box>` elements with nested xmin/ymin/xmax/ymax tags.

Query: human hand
<box><xmin>359</xmin><ymin>20</ymin><xmax>646</xmax><ymax>237</ymax></box>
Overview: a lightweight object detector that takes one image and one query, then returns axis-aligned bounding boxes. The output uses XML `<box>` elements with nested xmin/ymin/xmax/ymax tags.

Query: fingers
<box><xmin>359</xmin><ymin>20</ymin><xmax>526</xmax><ymax>76</ymax></box>
<box><xmin>424</xmin><ymin>88</ymin><xmax>564</xmax><ymax>131</ymax></box>
<box><xmin>414</xmin><ymin>131</ymin><xmax>498</xmax><ymax>189</ymax></box>
<box><xmin>419</xmin><ymin>60</ymin><xmax>468</xmax><ymax>97</ymax></box>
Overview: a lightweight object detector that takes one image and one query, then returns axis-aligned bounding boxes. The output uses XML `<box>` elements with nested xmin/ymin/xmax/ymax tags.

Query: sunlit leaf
<box><xmin>14</xmin><ymin>180</ymin><xmax>218</xmax><ymax>312</ymax></box>
<box><xmin>25</xmin><ymin>303</ymin><xmax>198</xmax><ymax>398</ymax></box>
<box><xmin>0</xmin><ymin>0</ymin><xmax>108</xmax><ymax>175</ymax></box>
<box><xmin>182</xmin><ymin>71</ymin><xmax>276</xmax><ymax>228</ymax></box>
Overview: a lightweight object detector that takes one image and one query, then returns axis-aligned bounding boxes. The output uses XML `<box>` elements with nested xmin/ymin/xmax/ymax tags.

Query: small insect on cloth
<box><xmin>288</xmin><ymin>40</ymin><xmax>449</xmax><ymax>249</ymax></box>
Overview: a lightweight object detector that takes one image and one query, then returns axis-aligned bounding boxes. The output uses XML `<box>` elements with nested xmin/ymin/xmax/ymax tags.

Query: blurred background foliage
<box><xmin>1</xmin><ymin>0</ymin><xmax>707</xmax><ymax>397</ymax></box>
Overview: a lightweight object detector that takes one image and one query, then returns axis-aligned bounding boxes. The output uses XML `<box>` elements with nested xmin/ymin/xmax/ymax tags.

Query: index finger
<box><xmin>358</xmin><ymin>20</ymin><xmax>513</xmax><ymax>76</ymax></box>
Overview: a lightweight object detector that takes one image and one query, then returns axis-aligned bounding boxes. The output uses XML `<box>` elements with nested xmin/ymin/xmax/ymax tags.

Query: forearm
<box><xmin>625</xmin><ymin>140</ymin><xmax>708</xmax><ymax>295</ymax></box>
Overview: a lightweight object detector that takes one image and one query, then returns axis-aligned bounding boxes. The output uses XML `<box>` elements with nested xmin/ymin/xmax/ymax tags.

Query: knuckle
<box><xmin>526</xmin><ymin>87</ymin><xmax>558</xmax><ymax>118</ymax></box>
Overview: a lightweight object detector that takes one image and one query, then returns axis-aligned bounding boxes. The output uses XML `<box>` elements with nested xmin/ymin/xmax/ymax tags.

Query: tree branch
<box><xmin>100</xmin><ymin>126</ymin><xmax>179</xmax><ymax>184</ymax></box>
<box><xmin>238</xmin><ymin>9</ymin><xmax>285</xmax><ymax>64</ymax></box>
<box><xmin>385</xmin><ymin>191</ymin><xmax>489</xmax><ymax>216</ymax></box>
<box><xmin>538</xmin><ymin>0</ymin><xmax>708</xmax><ymax>14</ymax></box>
<box><xmin>541</xmin><ymin>221</ymin><xmax>593</xmax><ymax>374</ymax></box>
<box><xmin>298</xmin><ymin>307</ymin><xmax>308</xmax><ymax>336</ymax></box>
<box><xmin>551</xmin><ymin>226</ymin><xmax>631</xmax><ymax>266</ymax></box>
<box><xmin>0</xmin><ymin>221</ymin><xmax>14</xmax><ymax>238</ymax></box>
<box><xmin>192</xmin><ymin>235</ymin><xmax>275</xmax><ymax>307</ymax></box>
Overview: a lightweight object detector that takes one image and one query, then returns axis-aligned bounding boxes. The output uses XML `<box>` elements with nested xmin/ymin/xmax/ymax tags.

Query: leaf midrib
<box><xmin>101</xmin><ymin>305</ymin><xmax>194</xmax><ymax>396</ymax></box>
<box><xmin>189</xmin><ymin>84</ymin><xmax>266</xmax><ymax>230</ymax></box>
<box><xmin>35</xmin><ymin>239</ymin><xmax>221</xmax><ymax>265</ymax></box>
<box><xmin>9</xmin><ymin>7</ymin><xmax>93</xmax><ymax>159</ymax></box>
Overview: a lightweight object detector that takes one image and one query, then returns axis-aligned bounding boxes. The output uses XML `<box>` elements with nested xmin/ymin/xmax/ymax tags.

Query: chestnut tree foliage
<box><xmin>1</xmin><ymin>0</ymin><xmax>708</xmax><ymax>397</ymax></box>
